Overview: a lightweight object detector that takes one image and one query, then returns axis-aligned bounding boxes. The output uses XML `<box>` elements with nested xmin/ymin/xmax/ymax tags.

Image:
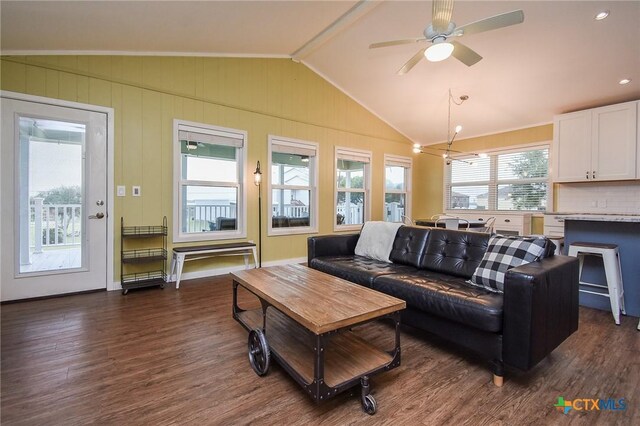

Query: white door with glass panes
<box><xmin>1</xmin><ymin>96</ymin><xmax>108</xmax><ymax>301</ymax></box>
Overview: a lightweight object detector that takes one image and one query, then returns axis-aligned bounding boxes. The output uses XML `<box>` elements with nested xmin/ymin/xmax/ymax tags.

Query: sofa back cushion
<box><xmin>389</xmin><ymin>226</ymin><xmax>431</xmax><ymax>268</ymax></box>
<box><xmin>420</xmin><ymin>228</ymin><xmax>490</xmax><ymax>278</ymax></box>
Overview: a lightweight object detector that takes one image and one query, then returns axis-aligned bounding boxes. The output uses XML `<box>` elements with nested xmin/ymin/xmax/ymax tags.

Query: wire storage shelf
<box><xmin>122</xmin><ymin>248</ymin><xmax>167</xmax><ymax>263</ymax></box>
<box><xmin>121</xmin><ymin>216</ymin><xmax>167</xmax><ymax>295</ymax></box>
<box><xmin>121</xmin><ymin>225</ymin><xmax>167</xmax><ymax>238</ymax></box>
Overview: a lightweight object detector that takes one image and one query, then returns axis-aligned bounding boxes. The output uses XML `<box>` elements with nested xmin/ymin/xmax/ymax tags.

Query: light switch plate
<box><xmin>132</xmin><ymin>186</ymin><xmax>141</xmax><ymax>197</ymax></box>
<box><xmin>117</xmin><ymin>186</ymin><xmax>126</xmax><ymax>197</ymax></box>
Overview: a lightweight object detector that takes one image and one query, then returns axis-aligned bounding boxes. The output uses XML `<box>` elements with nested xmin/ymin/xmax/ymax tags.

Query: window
<box><xmin>335</xmin><ymin>147</ymin><xmax>371</xmax><ymax>230</ymax></box>
<box><xmin>384</xmin><ymin>155</ymin><xmax>412</xmax><ymax>222</ymax></box>
<box><xmin>268</xmin><ymin>136</ymin><xmax>318</xmax><ymax>235</ymax></box>
<box><xmin>445</xmin><ymin>145</ymin><xmax>549</xmax><ymax>211</ymax></box>
<box><xmin>173</xmin><ymin>120</ymin><xmax>246</xmax><ymax>242</ymax></box>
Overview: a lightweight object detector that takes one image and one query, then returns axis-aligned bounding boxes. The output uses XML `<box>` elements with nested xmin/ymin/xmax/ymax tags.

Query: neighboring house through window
<box><xmin>384</xmin><ymin>154</ymin><xmax>412</xmax><ymax>222</ymax></box>
<box><xmin>335</xmin><ymin>147</ymin><xmax>371</xmax><ymax>230</ymax></box>
<box><xmin>445</xmin><ymin>145</ymin><xmax>549</xmax><ymax>211</ymax></box>
<box><xmin>268</xmin><ymin>135</ymin><xmax>318</xmax><ymax>235</ymax></box>
<box><xmin>173</xmin><ymin>119</ymin><xmax>246</xmax><ymax>242</ymax></box>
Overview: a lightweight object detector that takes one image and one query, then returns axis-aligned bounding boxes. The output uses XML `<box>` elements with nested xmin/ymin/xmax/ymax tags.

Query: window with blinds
<box><xmin>445</xmin><ymin>146</ymin><xmax>549</xmax><ymax>211</ymax></box>
<box><xmin>173</xmin><ymin>120</ymin><xmax>246</xmax><ymax>242</ymax></box>
<box><xmin>335</xmin><ymin>147</ymin><xmax>371</xmax><ymax>229</ymax></box>
<box><xmin>384</xmin><ymin>155</ymin><xmax>412</xmax><ymax>222</ymax></box>
<box><xmin>268</xmin><ymin>136</ymin><xmax>318</xmax><ymax>235</ymax></box>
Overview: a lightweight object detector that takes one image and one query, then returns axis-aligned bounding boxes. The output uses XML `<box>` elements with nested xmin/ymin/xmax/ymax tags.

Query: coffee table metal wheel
<box><xmin>248</xmin><ymin>328</ymin><xmax>270</xmax><ymax>376</ymax></box>
<box><xmin>362</xmin><ymin>394</ymin><xmax>377</xmax><ymax>415</ymax></box>
<box><xmin>360</xmin><ymin>376</ymin><xmax>377</xmax><ymax>415</ymax></box>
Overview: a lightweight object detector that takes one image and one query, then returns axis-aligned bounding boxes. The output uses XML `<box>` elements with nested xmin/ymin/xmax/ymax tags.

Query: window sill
<box><xmin>267</xmin><ymin>226</ymin><xmax>318</xmax><ymax>237</ymax></box>
<box><xmin>333</xmin><ymin>224</ymin><xmax>363</xmax><ymax>233</ymax></box>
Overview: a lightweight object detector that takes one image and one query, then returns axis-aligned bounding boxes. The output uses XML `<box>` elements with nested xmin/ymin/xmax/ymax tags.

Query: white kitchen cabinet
<box><xmin>552</xmin><ymin>101</ymin><xmax>637</xmax><ymax>182</ymax></box>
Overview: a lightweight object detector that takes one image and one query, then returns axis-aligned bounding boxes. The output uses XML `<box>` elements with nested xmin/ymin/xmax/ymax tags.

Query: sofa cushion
<box><xmin>389</xmin><ymin>226</ymin><xmax>431</xmax><ymax>268</ymax></box>
<box><xmin>469</xmin><ymin>235</ymin><xmax>548</xmax><ymax>293</ymax></box>
<box><xmin>372</xmin><ymin>270</ymin><xmax>504</xmax><ymax>333</ymax></box>
<box><xmin>420</xmin><ymin>229</ymin><xmax>490</xmax><ymax>279</ymax></box>
<box><xmin>309</xmin><ymin>255</ymin><xmax>414</xmax><ymax>288</ymax></box>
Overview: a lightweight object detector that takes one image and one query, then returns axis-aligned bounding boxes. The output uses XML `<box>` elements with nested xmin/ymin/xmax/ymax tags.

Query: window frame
<box><xmin>443</xmin><ymin>142</ymin><xmax>551</xmax><ymax>213</ymax></box>
<box><xmin>172</xmin><ymin>119</ymin><xmax>247</xmax><ymax>243</ymax></box>
<box><xmin>383</xmin><ymin>154</ymin><xmax>412</xmax><ymax>222</ymax></box>
<box><xmin>334</xmin><ymin>147</ymin><xmax>372</xmax><ymax>232</ymax></box>
<box><xmin>267</xmin><ymin>135</ymin><xmax>319</xmax><ymax>236</ymax></box>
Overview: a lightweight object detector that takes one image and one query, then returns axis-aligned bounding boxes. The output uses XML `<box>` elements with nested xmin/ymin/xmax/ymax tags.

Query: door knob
<box><xmin>89</xmin><ymin>212</ymin><xmax>105</xmax><ymax>219</ymax></box>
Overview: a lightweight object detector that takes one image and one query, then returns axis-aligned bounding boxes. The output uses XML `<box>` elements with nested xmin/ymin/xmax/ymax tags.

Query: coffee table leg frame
<box><xmin>232</xmin><ymin>280</ymin><xmax>401</xmax><ymax>414</ymax></box>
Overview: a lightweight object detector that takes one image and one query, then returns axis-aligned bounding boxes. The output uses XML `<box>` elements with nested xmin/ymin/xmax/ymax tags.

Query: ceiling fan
<box><xmin>369</xmin><ymin>0</ymin><xmax>524</xmax><ymax>74</ymax></box>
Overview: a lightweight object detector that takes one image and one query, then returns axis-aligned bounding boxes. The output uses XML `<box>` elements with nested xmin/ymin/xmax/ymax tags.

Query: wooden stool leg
<box><xmin>493</xmin><ymin>374</ymin><xmax>504</xmax><ymax>387</ymax></box>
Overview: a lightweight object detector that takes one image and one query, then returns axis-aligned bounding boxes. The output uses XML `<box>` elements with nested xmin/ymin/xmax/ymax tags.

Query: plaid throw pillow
<box><xmin>468</xmin><ymin>235</ymin><xmax>547</xmax><ymax>293</ymax></box>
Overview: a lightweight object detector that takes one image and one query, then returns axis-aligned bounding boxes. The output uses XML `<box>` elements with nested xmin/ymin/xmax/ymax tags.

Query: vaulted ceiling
<box><xmin>2</xmin><ymin>1</ymin><xmax>639</xmax><ymax>145</ymax></box>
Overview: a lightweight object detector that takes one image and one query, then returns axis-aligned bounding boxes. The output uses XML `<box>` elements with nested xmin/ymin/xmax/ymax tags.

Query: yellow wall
<box><xmin>1</xmin><ymin>55</ymin><xmax>415</xmax><ymax>275</ymax></box>
<box><xmin>412</xmin><ymin>124</ymin><xmax>554</xmax><ymax>234</ymax></box>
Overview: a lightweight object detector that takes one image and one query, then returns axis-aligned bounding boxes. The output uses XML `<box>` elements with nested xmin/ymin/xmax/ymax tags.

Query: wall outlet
<box><xmin>117</xmin><ymin>186</ymin><xmax>126</xmax><ymax>197</ymax></box>
<box><xmin>132</xmin><ymin>186</ymin><xmax>141</xmax><ymax>197</ymax></box>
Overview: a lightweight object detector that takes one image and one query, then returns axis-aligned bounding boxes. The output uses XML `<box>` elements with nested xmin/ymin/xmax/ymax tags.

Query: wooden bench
<box><xmin>170</xmin><ymin>242</ymin><xmax>258</xmax><ymax>289</ymax></box>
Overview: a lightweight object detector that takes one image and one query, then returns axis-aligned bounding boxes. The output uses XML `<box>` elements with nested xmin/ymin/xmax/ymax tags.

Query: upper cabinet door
<box><xmin>592</xmin><ymin>102</ymin><xmax>637</xmax><ymax>181</ymax></box>
<box><xmin>552</xmin><ymin>110</ymin><xmax>592</xmax><ymax>182</ymax></box>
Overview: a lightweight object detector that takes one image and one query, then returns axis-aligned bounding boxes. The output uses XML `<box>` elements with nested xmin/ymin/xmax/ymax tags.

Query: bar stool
<box><xmin>568</xmin><ymin>242</ymin><xmax>625</xmax><ymax>325</ymax></box>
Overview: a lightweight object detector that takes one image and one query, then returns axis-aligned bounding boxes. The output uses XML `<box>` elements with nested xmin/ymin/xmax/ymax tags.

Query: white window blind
<box><xmin>336</xmin><ymin>148</ymin><xmax>371</xmax><ymax>163</ymax></box>
<box><xmin>178</xmin><ymin>126</ymin><xmax>244</xmax><ymax>148</ymax></box>
<box><xmin>445</xmin><ymin>146</ymin><xmax>549</xmax><ymax>211</ymax></box>
<box><xmin>496</xmin><ymin>149</ymin><xmax>549</xmax><ymax>211</ymax></box>
<box><xmin>272</xmin><ymin>140</ymin><xmax>317</xmax><ymax>157</ymax></box>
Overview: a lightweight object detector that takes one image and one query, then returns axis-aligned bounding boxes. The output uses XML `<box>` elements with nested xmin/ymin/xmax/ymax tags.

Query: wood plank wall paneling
<box><xmin>0</xmin><ymin>55</ymin><xmax>414</xmax><ymax>278</ymax></box>
<box><xmin>1</xmin><ymin>276</ymin><xmax>638</xmax><ymax>424</ymax></box>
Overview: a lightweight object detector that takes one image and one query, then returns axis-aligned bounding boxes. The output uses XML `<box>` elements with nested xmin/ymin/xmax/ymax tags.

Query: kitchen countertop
<box><xmin>544</xmin><ymin>212</ymin><xmax>640</xmax><ymax>222</ymax></box>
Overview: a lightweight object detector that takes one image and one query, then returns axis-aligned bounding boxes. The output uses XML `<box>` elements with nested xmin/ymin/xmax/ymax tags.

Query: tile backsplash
<box><xmin>556</xmin><ymin>181</ymin><xmax>640</xmax><ymax>214</ymax></box>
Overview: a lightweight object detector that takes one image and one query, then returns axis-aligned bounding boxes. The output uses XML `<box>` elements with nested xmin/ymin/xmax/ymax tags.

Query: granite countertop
<box><xmin>544</xmin><ymin>212</ymin><xmax>640</xmax><ymax>222</ymax></box>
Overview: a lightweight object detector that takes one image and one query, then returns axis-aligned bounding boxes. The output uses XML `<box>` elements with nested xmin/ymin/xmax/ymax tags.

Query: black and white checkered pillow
<box><xmin>468</xmin><ymin>235</ymin><xmax>547</xmax><ymax>293</ymax></box>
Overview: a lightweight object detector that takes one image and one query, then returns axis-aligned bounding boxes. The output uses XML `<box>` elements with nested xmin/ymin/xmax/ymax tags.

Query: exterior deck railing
<box><xmin>30</xmin><ymin>198</ymin><xmax>82</xmax><ymax>253</ymax></box>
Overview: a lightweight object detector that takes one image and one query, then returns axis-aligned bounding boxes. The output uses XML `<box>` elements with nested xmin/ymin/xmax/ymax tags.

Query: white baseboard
<box><xmin>109</xmin><ymin>256</ymin><xmax>308</xmax><ymax>291</ymax></box>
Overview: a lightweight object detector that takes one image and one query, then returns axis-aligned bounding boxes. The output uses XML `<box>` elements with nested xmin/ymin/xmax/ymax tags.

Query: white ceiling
<box><xmin>2</xmin><ymin>1</ymin><xmax>639</xmax><ymax>145</ymax></box>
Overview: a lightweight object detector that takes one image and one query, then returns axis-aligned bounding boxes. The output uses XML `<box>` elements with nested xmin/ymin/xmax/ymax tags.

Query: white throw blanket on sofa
<box><xmin>354</xmin><ymin>221</ymin><xmax>403</xmax><ymax>263</ymax></box>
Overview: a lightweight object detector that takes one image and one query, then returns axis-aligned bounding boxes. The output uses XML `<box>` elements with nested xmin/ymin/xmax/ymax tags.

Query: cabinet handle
<box><xmin>586</xmin><ymin>171</ymin><xmax>589</xmax><ymax>179</ymax></box>
<box><xmin>505</xmin><ymin>219</ymin><xmax>511</xmax><ymax>223</ymax></box>
<box><xmin>592</xmin><ymin>171</ymin><xmax>596</xmax><ymax>179</ymax></box>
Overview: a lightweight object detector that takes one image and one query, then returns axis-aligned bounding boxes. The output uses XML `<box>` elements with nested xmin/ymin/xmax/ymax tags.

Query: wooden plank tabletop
<box><xmin>231</xmin><ymin>264</ymin><xmax>405</xmax><ymax>334</ymax></box>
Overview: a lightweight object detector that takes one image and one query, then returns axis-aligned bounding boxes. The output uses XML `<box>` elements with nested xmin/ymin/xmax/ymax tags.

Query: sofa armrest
<box><xmin>502</xmin><ymin>255</ymin><xmax>579</xmax><ymax>371</ymax></box>
<box><xmin>307</xmin><ymin>234</ymin><xmax>360</xmax><ymax>265</ymax></box>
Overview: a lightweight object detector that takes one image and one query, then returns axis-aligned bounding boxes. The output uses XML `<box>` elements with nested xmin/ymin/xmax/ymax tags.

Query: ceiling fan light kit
<box><xmin>424</xmin><ymin>40</ymin><xmax>454</xmax><ymax>62</ymax></box>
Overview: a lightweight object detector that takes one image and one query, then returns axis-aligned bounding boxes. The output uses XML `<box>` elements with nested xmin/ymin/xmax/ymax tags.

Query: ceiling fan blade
<box><xmin>455</xmin><ymin>10</ymin><xmax>524</xmax><ymax>36</ymax></box>
<box><xmin>451</xmin><ymin>41</ymin><xmax>482</xmax><ymax>66</ymax></box>
<box><xmin>432</xmin><ymin>0</ymin><xmax>455</xmax><ymax>33</ymax></box>
<box><xmin>369</xmin><ymin>38</ymin><xmax>426</xmax><ymax>49</ymax></box>
<box><xmin>397</xmin><ymin>48</ymin><xmax>427</xmax><ymax>75</ymax></box>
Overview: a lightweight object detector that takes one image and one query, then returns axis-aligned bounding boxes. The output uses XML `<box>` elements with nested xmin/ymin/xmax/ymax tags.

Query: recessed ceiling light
<box><xmin>594</xmin><ymin>10</ymin><xmax>609</xmax><ymax>20</ymax></box>
<box><xmin>619</xmin><ymin>78</ymin><xmax>631</xmax><ymax>85</ymax></box>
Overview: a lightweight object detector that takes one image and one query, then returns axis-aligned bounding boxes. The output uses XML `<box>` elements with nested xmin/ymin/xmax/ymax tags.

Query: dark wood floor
<box><xmin>2</xmin><ymin>275</ymin><xmax>638</xmax><ymax>425</ymax></box>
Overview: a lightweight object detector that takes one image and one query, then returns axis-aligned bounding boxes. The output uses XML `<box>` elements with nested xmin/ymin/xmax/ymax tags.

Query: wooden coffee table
<box><xmin>231</xmin><ymin>264</ymin><xmax>405</xmax><ymax>415</ymax></box>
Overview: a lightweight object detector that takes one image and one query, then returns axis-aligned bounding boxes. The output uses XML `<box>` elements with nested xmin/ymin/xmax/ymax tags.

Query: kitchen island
<box><xmin>553</xmin><ymin>214</ymin><xmax>640</xmax><ymax>318</ymax></box>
